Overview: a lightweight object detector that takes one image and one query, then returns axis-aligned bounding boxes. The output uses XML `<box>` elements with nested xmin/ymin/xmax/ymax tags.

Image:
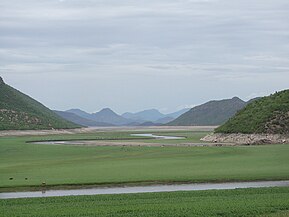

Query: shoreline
<box><xmin>1</xmin><ymin>178</ymin><xmax>289</xmax><ymax>194</ymax></box>
<box><xmin>202</xmin><ymin>133</ymin><xmax>289</xmax><ymax>145</ymax></box>
<box><xmin>0</xmin><ymin>126</ymin><xmax>216</xmax><ymax>137</ymax></box>
<box><xmin>1</xmin><ymin>180</ymin><xmax>289</xmax><ymax>199</ymax></box>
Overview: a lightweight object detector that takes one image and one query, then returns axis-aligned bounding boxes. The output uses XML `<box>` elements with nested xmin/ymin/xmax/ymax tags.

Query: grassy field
<box><xmin>1</xmin><ymin>130</ymin><xmax>289</xmax><ymax>191</ymax></box>
<box><xmin>1</xmin><ymin>187</ymin><xmax>289</xmax><ymax>217</ymax></box>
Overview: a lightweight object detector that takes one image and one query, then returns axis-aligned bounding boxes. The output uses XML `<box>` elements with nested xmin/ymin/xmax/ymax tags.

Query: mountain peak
<box><xmin>145</xmin><ymin>109</ymin><xmax>159</xmax><ymax>112</ymax></box>
<box><xmin>99</xmin><ymin>108</ymin><xmax>115</xmax><ymax>114</ymax></box>
<box><xmin>167</xmin><ymin>97</ymin><xmax>247</xmax><ymax>126</ymax></box>
<box><xmin>231</xmin><ymin>96</ymin><xmax>243</xmax><ymax>101</ymax></box>
<box><xmin>91</xmin><ymin>108</ymin><xmax>131</xmax><ymax>125</ymax></box>
<box><xmin>67</xmin><ymin>108</ymin><xmax>84</xmax><ymax>112</ymax></box>
<box><xmin>137</xmin><ymin>109</ymin><xmax>163</xmax><ymax>115</ymax></box>
<box><xmin>0</xmin><ymin>76</ymin><xmax>4</xmax><ymax>85</ymax></box>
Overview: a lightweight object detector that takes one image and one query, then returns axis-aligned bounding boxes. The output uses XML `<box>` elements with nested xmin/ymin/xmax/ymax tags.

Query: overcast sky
<box><xmin>1</xmin><ymin>0</ymin><xmax>289</xmax><ymax>114</ymax></box>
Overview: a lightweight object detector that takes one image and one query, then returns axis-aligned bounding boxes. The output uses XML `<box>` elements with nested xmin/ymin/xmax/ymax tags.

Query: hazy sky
<box><xmin>1</xmin><ymin>0</ymin><xmax>289</xmax><ymax>114</ymax></box>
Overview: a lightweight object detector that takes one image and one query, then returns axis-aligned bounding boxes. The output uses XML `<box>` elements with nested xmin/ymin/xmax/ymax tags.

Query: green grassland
<box><xmin>1</xmin><ymin>130</ymin><xmax>289</xmax><ymax>191</ymax></box>
<box><xmin>1</xmin><ymin>187</ymin><xmax>289</xmax><ymax>217</ymax></box>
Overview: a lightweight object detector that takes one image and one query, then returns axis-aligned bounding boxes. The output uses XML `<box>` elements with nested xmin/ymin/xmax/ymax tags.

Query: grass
<box><xmin>1</xmin><ymin>130</ymin><xmax>289</xmax><ymax>191</ymax></box>
<box><xmin>1</xmin><ymin>187</ymin><xmax>289</xmax><ymax>217</ymax></box>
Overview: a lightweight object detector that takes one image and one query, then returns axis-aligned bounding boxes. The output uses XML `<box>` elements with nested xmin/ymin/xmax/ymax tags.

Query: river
<box><xmin>1</xmin><ymin>180</ymin><xmax>288</xmax><ymax>199</ymax></box>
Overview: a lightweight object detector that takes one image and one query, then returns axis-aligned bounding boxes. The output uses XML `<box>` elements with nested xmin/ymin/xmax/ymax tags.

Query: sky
<box><xmin>0</xmin><ymin>0</ymin><xmax>289</xmax><ymax>114</ymax></box>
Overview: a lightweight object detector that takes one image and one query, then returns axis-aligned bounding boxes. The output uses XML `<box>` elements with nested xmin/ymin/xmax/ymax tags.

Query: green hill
<box><xmin>216</xmin><ymin>90</ymin><xmax>289</xmax><ymax>134</ymax></box>
<box><xmin>0</xmin><ymin>77</ymin><xmax>80</xmax><ymax>130</ymax></box>
<box><xmin>167</xmin><ymin>97</ymin><xmax>247</xmax><ymax>126</ymax></box>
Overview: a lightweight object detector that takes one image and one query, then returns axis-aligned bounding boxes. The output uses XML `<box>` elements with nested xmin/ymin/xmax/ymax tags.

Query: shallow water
<box><xmin>131</xmin><ymin>133</ymin><xmax>185</xmax><ymax>140</ymax></box>
<box><xmin>33</xmin><ymin>141</ymin><xmax>86</xmax><ymax>145</ymax></box>
<box><xmin>32</xmin><ymin>133</ymin><xmax>185</xmax><ymax>145</ymax></box>
<box><xmin>1</xmin><ymin>180</ymin><xmax>288</xmax><ymax>199</ymax></box>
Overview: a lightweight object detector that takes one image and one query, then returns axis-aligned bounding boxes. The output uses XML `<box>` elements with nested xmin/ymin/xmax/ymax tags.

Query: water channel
<box><xmin>1</xmin><ymin>180</ymin><xmax>288</xmax><ymax>199</ymax></box>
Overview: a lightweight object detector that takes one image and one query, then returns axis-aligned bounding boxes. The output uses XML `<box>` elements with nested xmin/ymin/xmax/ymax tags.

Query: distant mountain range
<box><xmin>121</xmin><ymin>108</ymin><xmax>189</xmax><ymax>124</ymax></box>
<box><xmin>167</xmin><ymin>97</ymin><xmax>251</xmax><ymax>126</ymax></box>
<box><xmin>55</xmin><ymin>97</ymin><xmax>260</xmax><ymax>127</ymax></box>
<box><xmin>66</xmin><ymin>109</ymin><xmax>93</xmax><ymax>120</ymax></box>
<box><xmin>55</xmin><ymin>107</ymin><xmax>190</xmax><ymax>127</ymax></box>
<box><xmin>54</xmin><ymin>110</ymin><xmax>113</xmax><ymax>127</ymax></box>
<box><xmin>91</xmin><ymin>108</ymin><xmax>130</xmax><ymax>125</ymax></box>
<box><xmin>63</xmin><ymin>108</ymin><xmax>131</xmax><ymax>126</ymax></box>
<box><xmin>0</xmin><ymin>75</ymin><xmax>279</xmax><ymax>130</ymax></box>
<box><xmin>0</xmin><ymin>77</ymin><xmax>80</xmax><ymax>130</ymax></box>
<box><xmin>122</xmin><ymin>109</ymin><xmax>165</xmax><ymax>122</ymax></box>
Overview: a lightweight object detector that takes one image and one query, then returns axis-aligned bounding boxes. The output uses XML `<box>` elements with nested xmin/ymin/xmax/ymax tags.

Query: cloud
<box><xmin>0</xmin><ymin>0</ymin><xmax>288</xmax><ymax>113</ymax></box>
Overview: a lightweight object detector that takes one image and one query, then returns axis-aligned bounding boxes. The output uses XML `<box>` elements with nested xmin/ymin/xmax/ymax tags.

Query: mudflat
<box><xmin>0</xmin><ymin>126</ymin><xmax>216</xmax><ymax>137</ymax></box>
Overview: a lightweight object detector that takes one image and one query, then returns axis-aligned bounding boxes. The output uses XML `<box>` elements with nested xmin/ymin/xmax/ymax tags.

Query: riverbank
<box><xmin>2</xmin><ymin>177</ymin><xmax>289</xmax><ymax>194</ymax></box>
<box><xmin>202</xmin><ymin>133</ymin><xmax>289</xmax><ymax>145</ymax></box>
<box><xmin>0</xmin><ymin>126</ymin><xmax>216</xmax><ymax>137</ymax></box>
<box><xmin>1</xmin><ymin>180</ymin><xmax>289</xmax><ymax>199</ymax></box>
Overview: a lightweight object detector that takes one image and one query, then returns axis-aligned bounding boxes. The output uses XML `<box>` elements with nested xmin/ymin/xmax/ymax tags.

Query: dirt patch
<box><xmin>202</xmin><ymin>133</ymin><xmax>289</xmax><ymax>145</ymax></box>
<box><xmin>0</xmin><ymin>126</ymin><xmax>216</xmax><ymax>137</ymax></box>
<box><xmin>31</xmin><ymin>139</ymin><xmax>235</xmax><ymax>147</ymax></box>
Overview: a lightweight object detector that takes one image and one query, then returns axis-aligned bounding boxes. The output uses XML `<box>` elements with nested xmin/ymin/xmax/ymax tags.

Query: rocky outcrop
<box><xmin>264</xmin><ymin>111</ymin><xmax>289</xmax><ymax>134</ymax></box>
<box><xmin>202</xmin><ymin>133</ymin><xmax>289</xmax><ymax>145</ymax></box>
